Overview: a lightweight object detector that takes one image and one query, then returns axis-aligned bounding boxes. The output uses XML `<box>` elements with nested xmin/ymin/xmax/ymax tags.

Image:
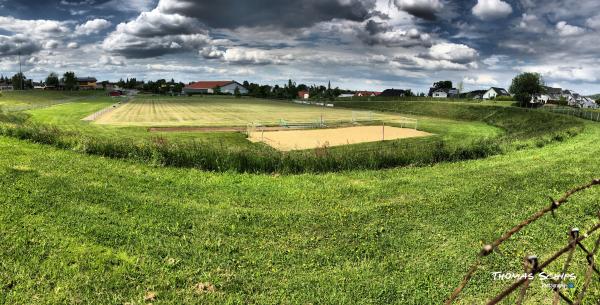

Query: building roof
<box><xmin>77</xmin><ymin>77</ymin><xmax>97</xmax><ymax>82</ymax></box>
<box><xmin>490</xmin><ymin>87</ymin><xmax>509</xmax><ymax>95</ymax></box>
<box><xmin>380</xmin><ymin>89</ymin><xmax>407</xmax><ymax>97</ymax></box>
<box><xmin>543</xmin><ymin>86</ymin><xmax>562</xmax><ymax>95</ymax></box>
<box><xmin>185</xmin><ymin>81</ymin><xmax>235</xmax><ymax>90</ymax></box>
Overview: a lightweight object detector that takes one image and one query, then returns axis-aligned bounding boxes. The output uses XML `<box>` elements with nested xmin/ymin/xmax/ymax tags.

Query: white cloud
<box><xmin>556</xmin><ymin>21</ymin><xmax>586</xmax><ymax>36</ymax></box>
<box><xmin>43</xmin><ymin>40</ymin><xmax>60</xmax><ymax>49</ymax></box>
<box><xmin>463</xmin><ymin>75</ymin><xmax>498</xmax><ymax>86</ymax></box>
<box><xmin>102</xmin><ymin>9</ymin><xmax>212</xmax><ymax>58</ymax></box>
<box><xmin>520</xmin><ymin>65</ymin><xmax>598</xmax><ymax>82</ymax></box>
<box><xmin>99</xmin><ymin>55</ymin><xmax>125</xmax><ymax>66</ymax></box>
<box><xmin>428</xmin><ymin>43</ymin><xmax>479</xmax><ymax>63</ymax></box>
<box><xmin>67</xmin><ymin>42</ymin><xmax>79</xmax><ymax>49</ymax></box>
<box><xmin>200</xmin><ymin>46</ymin><xmax>225</xmax><ymax>59</ymax></box>
<box><xmin>0</xmin><ymin>16</ymin><xmax>70</xmax><ymax>38</ymax></box>
<box><xmin>517</xmin><ymin>14</ymin><xmax>547</xmax><ymax>33</ymax></box>
<box><xmin>222</xmin><ymin>48</ymin><xmax>287</xmax><ymax>65</ymax></box>
<box><xmin>586</xmin><ymin>15</ymin><xmax>600</xmax><ymax>29</ymax></box>
<box><xmin>76</xmin><ymin>19</ymin><xmax>112</xmax><ymax>35</ymax></box>
<box><xmin>472</xmin><ymin>0</ymin><xmax>513</xmax><ymax>20</ymax></box>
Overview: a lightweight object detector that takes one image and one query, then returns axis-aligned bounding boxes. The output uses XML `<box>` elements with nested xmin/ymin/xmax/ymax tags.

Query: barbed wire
<box><xmin>445</xmin><ymin>179</ymin><xmax>600</xmax><ymax>304</ymax></box>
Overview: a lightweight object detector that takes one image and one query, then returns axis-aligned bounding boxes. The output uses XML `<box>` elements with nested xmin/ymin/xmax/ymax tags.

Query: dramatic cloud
<box><xmin>393</xmin><ymin>0</ymin><xmax>443</xmax><ymax>20</ymax></box>
<box><xmin>556</xmin><ymin>21</ymin><xmax>586</xmax><ymax>36</ymax></box>
<box><xmin>520</xmin><ymin>65</ymin><xmax>598</xmax><ymax>83</ymax></box>
<box><xmin>76</xmin><ymin>19</ymin><xmax>112</xmax><ymax>35</ymax></box>
<box><xmin>362</xmin><ymin>20</ymin><xmax>430</xmax><ymax>46</ymax></box>
<box><xmin>463</xmin><ymin>75</ymin><xmax>498</xmax><ymax>86</ymax></box>
<box><xmin>102</xmin><ymin>9</ymin><xmax>214</xmax><ymax>58</ymax></box>
<box><xmin>157</xmin><ymin>0</ymin><xmax>376</xmax><ymax>29</ymax></box>
<box><xmin>586</xmin><ymin>15</ymin><xmax>600</xmax><ymax>29</ymax></box>
<box><xmin>222</xmin><ymin>48</ymin><xmax>291</xmax><ymax>65</ymax></box>
<box><xmin>0</xmin><ymin>34</ymin><xmax>40</xmax><ymax>56</ymax></box>
<box><xmin>472</xmin><ymin>0</ymin><xmax>513</xmax><ymax>20</ymax></box>
<box><xmin>2</xmin><ymin>0</ymin><xmax>600</xmax><ymax>94</ymax></box>
<box><xmin>0</xmin><ymin>16</ymin><xmax>70</xmax><ymax>38</ymax></box>
<box><xmin>428</xmin><ymin>43</ymin><xmax>479</xmax><ymax>64</ymax></box>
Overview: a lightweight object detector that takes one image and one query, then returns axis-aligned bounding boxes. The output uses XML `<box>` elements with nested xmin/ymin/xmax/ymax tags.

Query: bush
<box><xmin>494</xmin><ymin>96</ymin><xmax>515</xmax><ymax>102</ymax></box>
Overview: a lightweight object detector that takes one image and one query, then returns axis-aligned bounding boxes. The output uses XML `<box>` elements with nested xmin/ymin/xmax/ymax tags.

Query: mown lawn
<box><xmin>0</xmin><ymin>120</ymin><xmax>598</xmax><ymax>304</ymax></box>
<box><xmin>23</xmin><ymin>95</ymin><xmax>505</xmax><ymax>158</ymax></box>
<box><xmin>0</xmin><ymin>90</ymin><xmax>100</xmax><ymax>110</ymax></box>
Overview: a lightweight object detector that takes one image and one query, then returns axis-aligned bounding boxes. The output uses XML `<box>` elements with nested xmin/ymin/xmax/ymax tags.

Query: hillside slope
<box><xmin>1</xmin><ymin>121</ymin><xmax>599</xmax><ymax>304</ymax></box>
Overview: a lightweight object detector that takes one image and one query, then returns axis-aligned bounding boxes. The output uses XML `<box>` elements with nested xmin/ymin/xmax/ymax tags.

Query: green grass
<box><xmin>0</xmin><ymin>122</ymin><xmax>598</xmax><ymax>304</ymax></box>
<box><xmin>0</xmin><ymin>92</ymin><xmax>598</xmax><ymax>303</ymax></box>
<box><xmin>0</xmin><ymin>90</ymin><xmax>101</xmax><ymax>111</ymax></box>
<box><xmin>0</xmin><ymin>95</ymin><xmax>583</xmax><ymax>173</ymax></box>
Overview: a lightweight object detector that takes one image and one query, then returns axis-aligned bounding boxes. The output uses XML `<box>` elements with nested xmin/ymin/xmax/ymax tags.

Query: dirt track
<box><xmin>248</xmin><ymin>126</ymin><xmax>432</xmax><ymax>151</ymax></box>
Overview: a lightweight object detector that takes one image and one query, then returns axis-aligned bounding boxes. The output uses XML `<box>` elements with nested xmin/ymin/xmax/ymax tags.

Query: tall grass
<box><xmin>0</xmin><ymin>102</ymin><xmax>584</xmax><ymax>173</ymax></box>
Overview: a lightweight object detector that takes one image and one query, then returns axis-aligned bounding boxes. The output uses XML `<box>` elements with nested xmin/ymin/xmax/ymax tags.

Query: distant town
<box><xmin>1</xmin><ymin>71</ymin><xmax>598</xmax><ymax>110</ymax></box>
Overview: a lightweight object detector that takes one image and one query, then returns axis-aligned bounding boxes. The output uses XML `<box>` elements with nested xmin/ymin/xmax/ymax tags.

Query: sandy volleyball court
<box><xmin>248</xmin><ymin>126</ymin><xmax>432</xmax><ymax>151</ymax></box>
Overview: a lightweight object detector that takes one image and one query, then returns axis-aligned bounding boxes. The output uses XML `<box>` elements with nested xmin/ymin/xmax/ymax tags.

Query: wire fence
<box><xmin>445</xmin><ymin>179</ymin><xmax>600</xmax><ymax>305</ymax></box>
<box><xmin>537</xmin><ymin>106</ymin><xmax>600</xmax><ymax>122</ymax></box>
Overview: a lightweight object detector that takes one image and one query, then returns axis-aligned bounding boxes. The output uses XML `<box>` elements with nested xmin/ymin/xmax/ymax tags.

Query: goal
<box><xmin>397</xmin><ymin>116</ymin><xmax>418</xmax><ymax>130</ymax></box>
<box><xmin>352</xmin><ymin>111</ymin><xmax>374</xmax><ymax>123</ymax></box>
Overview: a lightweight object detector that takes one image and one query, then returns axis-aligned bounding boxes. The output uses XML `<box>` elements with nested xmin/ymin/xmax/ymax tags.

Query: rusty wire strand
<box><xmin>485</xmin><ymin>223</ymin><xmax>600</xmax><ymax>305</ymax></box>
<box><xmin>445</xmin><ymin>179</ymin><xmax>600</xmax><ymax>304</ymax></box>
<box><xmin>574</xmin><ymin>233</ymin><xmax>600</xmax><ymax>305</ymax></box>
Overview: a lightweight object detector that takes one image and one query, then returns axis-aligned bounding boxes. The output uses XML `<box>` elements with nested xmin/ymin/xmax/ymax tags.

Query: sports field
<box><xmin>93</xmin><ymin>97</ymin><xmax>413</xmax><ymax>127</ymax></box>
<box><xmin>249</xmin><ymin>126</ymin><xmax>432</xmax><ymax>151</ymax></box>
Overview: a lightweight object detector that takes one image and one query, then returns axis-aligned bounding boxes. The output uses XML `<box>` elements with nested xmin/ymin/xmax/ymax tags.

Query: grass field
<box><xmin>0</xmin><ymin>91</ymin><xmax>599</xmax><ymax>303</ymax></box>
<box><xmin>0</xmin><ymin>90</ymin><xmax>101</xmax><ymax>111</ymax></box>
<box><xmin>0</xmin><ymin>121</ymin><xmax>598</xmax><ymax>304</ymax></box>
<box><xmin>93</xmin><ymin>96</ymin><xmax>417</xmax><ymax>127</ymax></box>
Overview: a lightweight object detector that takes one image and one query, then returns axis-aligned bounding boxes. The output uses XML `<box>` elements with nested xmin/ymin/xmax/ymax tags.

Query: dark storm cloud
<box><xmin>157</xmin><ymin>0</ymin><xmax>377</xmax><ymax>29</ymax></box>
<box><xmin>392</xmin><ymin>0</ymin><xmax>443</xmax><ymax>21</ymax></box>
<box><xmin>0</xmin><ymin>35</ymin><xmax>40</xmax><ymax>56</ymax></box>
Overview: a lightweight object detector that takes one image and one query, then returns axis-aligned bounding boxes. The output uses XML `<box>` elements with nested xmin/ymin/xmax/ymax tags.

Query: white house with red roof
<box><xmin>183</xmin><ymin>80</ymin><xmax>248</xmax><ymax>95</ymax></box>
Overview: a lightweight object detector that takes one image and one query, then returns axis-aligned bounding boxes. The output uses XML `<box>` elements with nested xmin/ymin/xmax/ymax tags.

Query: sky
<box><xmin>0</xmin><ymin>0</ymin><xmax>599</xmax><ymax>94</ymax></box>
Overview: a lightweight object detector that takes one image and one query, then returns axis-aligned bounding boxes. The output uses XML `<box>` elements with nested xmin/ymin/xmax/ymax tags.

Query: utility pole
<box><xmin>18</xmin><ymin>51</ymin><xmax>23</xmax><ymax>90</ymax></box>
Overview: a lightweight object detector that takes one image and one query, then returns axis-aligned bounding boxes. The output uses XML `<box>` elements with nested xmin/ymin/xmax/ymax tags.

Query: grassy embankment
<box><xmin>0</xmin><ymin>93</ymin><xmax>584</xmax><ymax>173</ymax></box>
<box><xmin>0</xmin><ymin>120</ymin><xmax>598</xmax><ymax>304</ymax></box>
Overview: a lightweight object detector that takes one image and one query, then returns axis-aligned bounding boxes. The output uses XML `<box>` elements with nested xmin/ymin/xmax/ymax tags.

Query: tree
<box><xmin>45</xmin><ymin>73</ymin><xmax>60</xmax><ymax>88</ymax></box>
<box><xmin>234</xmin><ymin>87</ymin><xmax>241</xmax><ymax>98</ymax></box>
<box><xmin>509</xmin><ymin>72</ymin><xmax>545</xmax><ymax>107</ymax></box>
<box><xmin>11</xmin><ymin>73</ymin><xmax>27</xmax><ymax>90</ymax></box>
<box><xmin>62</xmin><ymin>71</ymin><xmax>77</xmax><ymax>90</ymax></box>
<box><xmin>433</xmin><ymin>81</ymin><xmax>453</xmax><ymax>90</ymax></box>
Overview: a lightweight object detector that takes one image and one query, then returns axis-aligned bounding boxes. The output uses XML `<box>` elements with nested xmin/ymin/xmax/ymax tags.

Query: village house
<box><xmin>465</xmin><ymin>90</ymin><xmax>488</xmax><ymax>100</ymax></box>
<box><xmin>483</xmin><ymin>87</ymin><xmax>510</xmax><ymax>100</ymax></box>
<box><xmin>380</xmin><ymin>89</ymin><xmax>407</xmax><ymax>97</ymax></box>
<box><xmin>183</xmin><ymin>80</ymin><xmax>248</xmax><ymax>95</ymax></box>
<box><xmin>298</xmin><ymin>90</ymin><xmax>310</xmax><ymax>99</ymax></box>
<box><xmin>530</xmin><ymin>86</ymin><xmax>599</xmax><ymax>109</ymax></box>
<box><xmin>354</xmin><ymin>91</ymin><xmax>381</xmax><ymax>97</ymax></box>
<box><xmin>77</xmin><ymin>77</ymin><xmax>98</xmax><ymax>90</ymax></box>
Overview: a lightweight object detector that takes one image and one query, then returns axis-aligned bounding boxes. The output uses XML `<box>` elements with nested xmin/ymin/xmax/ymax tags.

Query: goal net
<box><xmin>352</xmin><ymin>111</ymin><xmax>374</xmax><ymax>123</ymax></box>
<box><xmin>397</xmin><ymin>116</ymin><xmax>418</xmax><ymax>130</ymax></box>
<box><xmin>246</xmin><ymin>122</ymin><xmax>263</xmax><ymax>137</ymax></box>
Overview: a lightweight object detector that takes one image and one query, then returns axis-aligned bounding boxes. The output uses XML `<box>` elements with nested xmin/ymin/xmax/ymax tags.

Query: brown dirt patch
<box><xmin>248</xmin><ymin>126</ymin><xmax>432</xmax><ymax>151</ymax></box>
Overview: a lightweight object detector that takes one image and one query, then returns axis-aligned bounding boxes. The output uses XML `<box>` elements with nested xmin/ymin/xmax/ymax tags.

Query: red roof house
<box><xmin>298</xmin><ymin>90</ymin><xmax>310</xmax><ymax>99</ymax></box>
<box><xmin>183</xmin><ymin>80</ymin><xmax>248</xmax><ymax>95</ymax></box>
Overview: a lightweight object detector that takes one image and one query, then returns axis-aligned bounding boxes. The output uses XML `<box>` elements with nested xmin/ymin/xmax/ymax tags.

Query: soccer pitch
<box><xmin>93</xmin><ymin>96</ymin><xmax>412</xmax><ymax>127</ymax></box>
